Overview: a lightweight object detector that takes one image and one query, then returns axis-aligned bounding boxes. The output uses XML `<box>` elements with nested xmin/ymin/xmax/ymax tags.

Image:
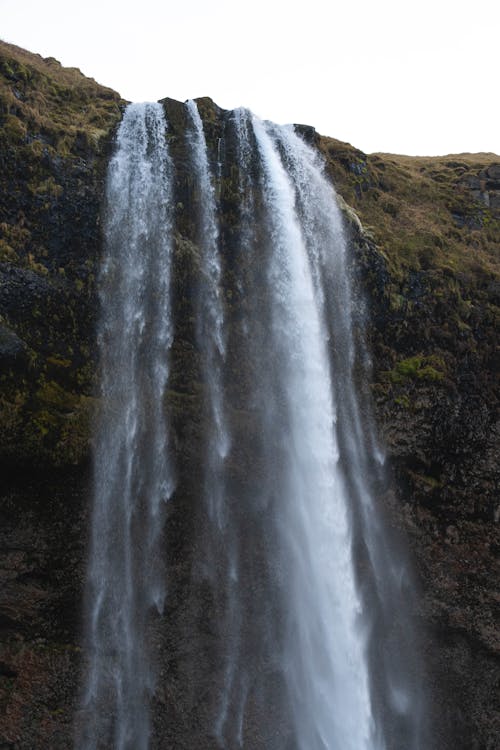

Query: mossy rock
<box><xmin>387</xmin><ymin>354</ymin><xmax>446</xmax><ymax>384</ymax></box>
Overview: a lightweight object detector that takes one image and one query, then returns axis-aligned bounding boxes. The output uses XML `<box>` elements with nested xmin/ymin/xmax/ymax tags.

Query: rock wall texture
<box><xmin>0</xmin><ymin>40</ymin><xmax>123</xmax><ymax>748</ymax></box>
<box><xmin>0</xmin><ymin>41</ymin><xmax>498</xmax><ymax>749</ymax></box>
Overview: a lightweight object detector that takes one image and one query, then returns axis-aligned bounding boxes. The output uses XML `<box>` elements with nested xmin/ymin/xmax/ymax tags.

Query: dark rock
<box><xmin>490</xmin><ymin>193</ymin><xmax>500</xmax><ymax>210</ymax></box>
<box><xmin>486</xmin><ymin>164</ymin><xmax>500</xmax><ymax>180</ymax></box>
<box><xmin>293</xmin><ymin>123</ymin><xmax>318</xmax><ymax>145</ymax></box>
<box><xmin>459</xmin><ymin>175</ymin><xmax>481</xmax><ymax>189</ymax></box>
<box><xmin>0</xmin><ymin>323</ymin><xmax>28</xmax><ymax>363</ymax></box>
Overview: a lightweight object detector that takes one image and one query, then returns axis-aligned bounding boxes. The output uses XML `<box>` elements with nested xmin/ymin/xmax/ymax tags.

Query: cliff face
<box><xmin>0</xmin><ymin>41</ymin><xmax>123</xmax><ymax>748</ymax></box>
<box><xmin>317</xmin><ymin>138</ymin><xmax>500</xmax><ymax>748</ymax></box>
<box><xmin>0</xmin><ymin>42</ymin><xmax>498</xmax><ymax>749</ymax></box>
<box><xmin>0</xmin><ymin>41</ymin><xmax>123</xmax><ymax>470</ymax></box>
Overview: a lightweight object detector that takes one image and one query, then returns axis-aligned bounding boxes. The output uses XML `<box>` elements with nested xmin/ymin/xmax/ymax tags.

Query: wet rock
<box><xmin>293</xmin><ymin>123</ymin><xmax>318</xmax><ymax>145</ymax></box>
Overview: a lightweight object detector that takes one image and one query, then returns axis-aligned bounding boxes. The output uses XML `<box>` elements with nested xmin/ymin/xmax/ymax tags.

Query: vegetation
<box><xmin>387</xmin><ymin>354</ymin><xmax>446</xmax><ymax>384</ymax></box>
<box><xmin>0</xmin><ymin>41</ymin><xmax>124</xmax><ymax>468</ymax></box>
<box><xmin>319</xmin><ymin>135</ymin><xmax>500</xmax><ymax>282</ymax></box>
<box><xmin>318</xmin><ymin>133</ymin><xmax>499</xmax><ymax>429</ymax></box>
<box><xmin>0</xmin><ymin>40</ymin><xmax>123</xmax><ymax>155</ymax></box>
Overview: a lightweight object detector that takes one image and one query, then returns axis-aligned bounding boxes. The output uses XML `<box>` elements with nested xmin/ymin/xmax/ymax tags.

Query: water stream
<box><xmin>77</xmin><ymin>102</ymin><xmax>175</xmax><ymax>750</ymax></box>
<box><xmin>78</xmin><ymin>100</ymin><xmax>424</xmax><ymax>750</ymax></box>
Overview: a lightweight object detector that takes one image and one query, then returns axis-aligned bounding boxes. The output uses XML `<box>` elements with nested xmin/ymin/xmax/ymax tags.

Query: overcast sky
<box><xmin>1</xmin><ymin>0</ymin><xmax>498</xmax><ymax>156</ymax></box>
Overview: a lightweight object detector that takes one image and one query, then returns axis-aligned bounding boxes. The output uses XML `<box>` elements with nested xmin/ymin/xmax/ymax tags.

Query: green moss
<box><xmin>389</xmin><ymin>292</ymin><xmax>405</xmax><ymax>311</ymax></box>
<box><xmin>388</xmin><ymin>354</ymin><xmax>446</xmax><ymax>384</ymax></box>
<box><xmin>26</xmin><ymin>252</ymin><xmax>49</xmax><ymax>275</ymax></box>
<box><xmin>46</xmin><ymin>356</ymin><xmax>71</xmax><ymax>368</ymax></box>
<box><xmin>0</xmin><ymin>221</ymin><xmax>31</xmax><ymax>253</ymax></box>
<box><xmin>29</xmin><ymin>176</ymin><xmax>63</xmax><ymax>198</ymax></box>
<box><xmin>36</xmin><ymin>380</ymin><xmax>80</xmax><ymax>410</ymax></box>
<box><xmin>0</xmin><ymin>238</ymin><xmax>19</xmax><ymax>262</ymax></box>
<box><xmin>416</xmin><ymin>365</ymin><xmax>445</xmax><ymax>381</ymax></box>
<box><xmin>394</xmin><ymin>394</ymin><xmax>411</xmax><ymax>408</ymax></box>
<box><xmin>22</xmin><ymin>381</ymin><xmax>96</xmax><ymax>465</ymax></box>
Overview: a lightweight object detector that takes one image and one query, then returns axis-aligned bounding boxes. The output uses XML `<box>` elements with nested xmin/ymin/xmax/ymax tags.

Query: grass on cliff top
<box><xmin>0</xmin><ymin>40</ymin><xmax>124</xmax><ymax>154</ymax></box>
<box><xmin>319</xmin><ymin>135</ymin><xmax>500</xmax><ymax>283</ymax></box>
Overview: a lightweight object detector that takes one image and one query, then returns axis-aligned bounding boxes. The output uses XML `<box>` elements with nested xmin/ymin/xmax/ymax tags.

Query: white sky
<box><xmin>1</xmin><ymin>0</ymin><xmax>499</xmax><ymax>156</ymax></box>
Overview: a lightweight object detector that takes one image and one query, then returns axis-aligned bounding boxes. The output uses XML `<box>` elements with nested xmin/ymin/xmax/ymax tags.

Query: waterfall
<box><xmin>208</xmin><ymin>110</ymin><xmax>424</xmax><ymax>749</ymax></box>
<box><xmin>252</xmin><ymin>116</ymin><xmax>373</xmax><ymax>749</ymax></box>
<box><xmin>78</xmin><ymin>99</ymin><xmax>425</xmax><ymax>750</ymax></box>
<box><xmin>76</xmin><ymin>102</ymin><xmax>175</xmax><ymax>750</ymax></box>
<box><xmin>185</xmin><ymin>99</ymin><xmax>229</xmax><ymax>527</ymax></box>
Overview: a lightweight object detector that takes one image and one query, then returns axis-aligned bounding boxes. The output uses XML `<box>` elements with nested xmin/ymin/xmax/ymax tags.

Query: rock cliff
<box><xmin>0</xmin><ymin>41</ymin><xmax>498</xmax><ymax>749</ymax></box>
<box><xmin>318</xmin><ymin>136</ymin><xmax>499</xmax><ymax>749</ymax></box>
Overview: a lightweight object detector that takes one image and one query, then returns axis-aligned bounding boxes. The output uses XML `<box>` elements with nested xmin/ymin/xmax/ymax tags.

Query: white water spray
<box><xmin>78</xmin><ymin>100</ymin><xmax>425</xmax><ymax>750</ymax></box>
<box><xmin>77</xmin><ymin>102</ymin><xmax>175</xmax><ymax>750</ymax></box>
<box><xmin>185</xmin><ymin>99</ymin><xmax>229</xmax><ymax>529</ymax></box>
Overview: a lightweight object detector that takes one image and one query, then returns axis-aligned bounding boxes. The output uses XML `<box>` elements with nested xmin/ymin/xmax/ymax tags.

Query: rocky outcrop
<box><xmin>0</xmin><ymin>41</ymin><xmax>498</xmax><ymax>749</ymax></box>
<box><xmin>458</xmin><ymin>164</ymin><xmax>500</xmax><ymax>215</ymax></box>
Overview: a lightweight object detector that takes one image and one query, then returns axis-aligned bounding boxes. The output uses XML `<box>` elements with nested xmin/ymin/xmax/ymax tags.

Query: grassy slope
<box><xmin>319</xmin><ymin>136</ymin><xmax>500</xmax><ymax>281</ymax></box>
<box><xmin>0</xmin><ymin>39</ymin><xmax>125</xmax><ymax>270</ymax></box>
<box><xmin>0</xmin><ymin>40</ymin><xmax>123</xmax><ymax>154</ymax></box>
<box><xmin>319</xmin><ymin>134</ymin><xmax>499</xmax><ymax>409</ymax></box>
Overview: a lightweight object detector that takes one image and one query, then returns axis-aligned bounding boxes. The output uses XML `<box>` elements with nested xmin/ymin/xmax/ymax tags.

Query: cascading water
<box><xmin>251</xmin><ymin>116</ymin><xmax>374</xmax><ymax>749</ymax></box>
<box><xmin>185</xmin><ymin>99</ymin><xmax>229</xmax><ymax>528</ymax></box>
<box><xmin>76</xmin><ymin>102</ymin><xmax>175</xmax><ymax>750</ymax></box>
<box><xmin>79</xmin><ymin>98</ymin><xmax>425</xmax><ymax>750</ymax></box>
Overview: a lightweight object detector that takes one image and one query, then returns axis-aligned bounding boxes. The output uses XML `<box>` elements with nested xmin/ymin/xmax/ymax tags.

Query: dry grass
<box><xmin>0</xmin><ymin>39</ymin><xmax>124</xmax><ymax>155</ymax></box>
<box><xmin>319</xmin><ymin>135</ymin><xmax>500</xmax><ymax>282</ymax></box>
